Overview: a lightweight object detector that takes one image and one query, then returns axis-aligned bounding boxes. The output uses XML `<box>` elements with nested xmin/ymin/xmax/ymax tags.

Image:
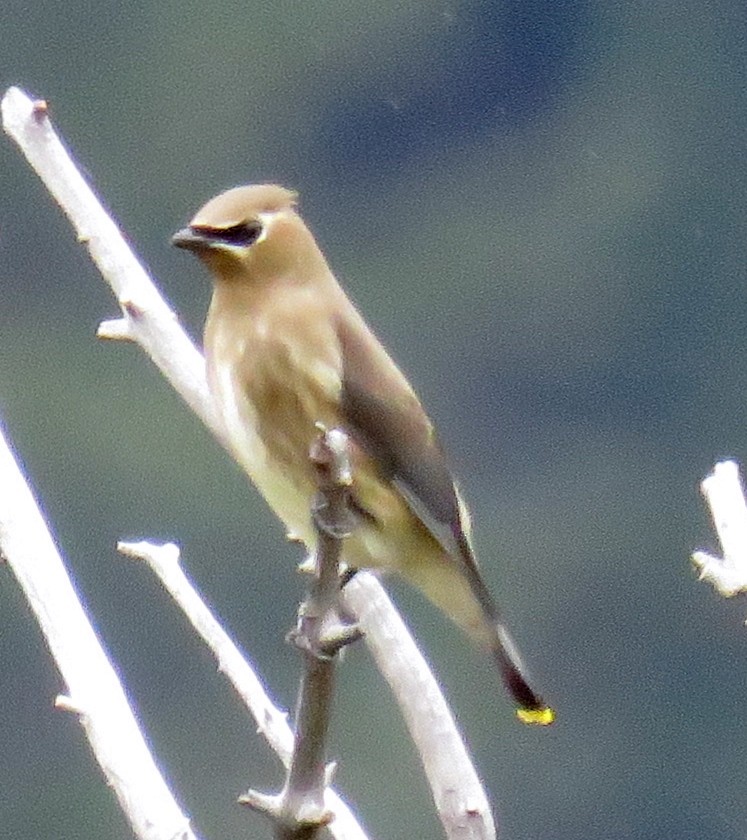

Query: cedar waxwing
<box><xmin>172</xmin><ymin>184</ymin><xmax>553</xmax><ymax>725</ymax></box>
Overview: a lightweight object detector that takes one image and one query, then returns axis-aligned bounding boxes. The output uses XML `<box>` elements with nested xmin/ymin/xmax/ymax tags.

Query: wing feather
<box><xmin>335</xmin><ymin>312</ymin><xmax>496</xmax><ymax>615</ymax></box>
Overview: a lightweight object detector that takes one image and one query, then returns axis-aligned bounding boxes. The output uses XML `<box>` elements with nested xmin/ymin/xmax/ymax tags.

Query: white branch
<box><xmin>1</xmin><ymin>86</ymin><xmax>226</xmax><ymax>450</ymax></box>
<box><xmin>693</xmin><ymin>460</ymin><xmax>747</xmax><ymax>597</ymax></box>
<box><xmin>0</xmin><ymin>427</ymin><xmax>199</xmax><ymax>840</ymax></box>
<box><xmin>344</xmin><ymin>574</ymin><xmax>496</xmax><ymax>840</ymax></box>
<box><xmin>118</xmin><ymin>540</ymin><xmax>368</xmax><ymax>840</ymax></box>
<box><xmin>117</xmin><ymin>541</ymin><xmax>293</xmax><ymax>763</ymax></box>
<box><xmin>3</xmin><ymin>84</ymin><xmax>496</xmax><ymax>840</ymax></box>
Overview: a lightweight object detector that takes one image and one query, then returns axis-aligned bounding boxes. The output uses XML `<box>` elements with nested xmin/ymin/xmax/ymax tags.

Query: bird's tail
<box><xmin>492</xmin><ymin>622</ymin><xmax>555</xmax><ymax>726</ymax></box>
<box><xmin>466</xmin><ymin>562</ymin><xmax>555</xmax><ymax>725</ymax></box>
<box><xmin>402</xmin><ymin>555</ymin><xmax>555</xmax><ymax>724</ymax></box>
<box><xmin>448</xmin><ymin>539</ymin><xmax>555</xmax><ymax>725</ymax></box>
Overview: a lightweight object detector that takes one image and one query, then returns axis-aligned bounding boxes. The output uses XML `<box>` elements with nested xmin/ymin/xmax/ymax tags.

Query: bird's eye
<box><xmin>217</xmin><ymin>221</ymin><xmax>264</xmax><ymax>247</ymax></box>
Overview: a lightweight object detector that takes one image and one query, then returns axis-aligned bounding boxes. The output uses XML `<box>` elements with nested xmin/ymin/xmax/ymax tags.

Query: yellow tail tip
<box><xmin>516</xmin><ymin>706</ymin><xmax>555</xmax><ymax>726</ymax></box>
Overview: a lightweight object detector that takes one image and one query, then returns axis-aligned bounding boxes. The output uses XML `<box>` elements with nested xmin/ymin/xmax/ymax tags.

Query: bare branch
<box><xmin>343</xmin><ymin>575</ymin><xmax>497</xmax><ymax>840</ymax></box>
<box><xmin>117</xmin><ymin>539</ymin><xmax>368</xmax><ymax>840</ymax></box>
<box><xmin>118</xmin><ymin>539</ymin><xmax>292</xmax><ymax>764</ymax></box>
<box><xmin>242</xmin><ymin>428</ymin><xmax>361</xmax><ymax>839</ymax></box>
<box><xmin>693</xmin><ymin>460</ymin><xmax>747</xmax><ymax>597</ymax></box>
<box><xmin>1</xmin><ymin>85</ymin><xmax>225</xmax><ymax>449</ymax></box>
<box><xmin>0</xmin><ymin>424</ymin><xmax>200</xmax><ymax>840</ymax></box>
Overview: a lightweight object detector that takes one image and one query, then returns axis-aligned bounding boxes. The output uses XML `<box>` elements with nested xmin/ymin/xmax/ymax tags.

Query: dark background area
<box><xmin>1</xmin><ymin>2</ymin><xmax>746</xmax><ymax>838</ymax></box>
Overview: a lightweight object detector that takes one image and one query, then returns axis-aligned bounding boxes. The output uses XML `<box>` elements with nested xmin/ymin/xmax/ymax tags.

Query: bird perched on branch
<box><xmin>172</xmin><ymin>184</ymin><xmax>553</xmax><ymax>725</ymax></box>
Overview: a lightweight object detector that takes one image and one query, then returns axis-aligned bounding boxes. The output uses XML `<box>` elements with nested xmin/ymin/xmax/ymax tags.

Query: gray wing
<box><xmin>336</xmin><ymin>313</ymin><xmax>499</xmax><ymax>620</ymax></box>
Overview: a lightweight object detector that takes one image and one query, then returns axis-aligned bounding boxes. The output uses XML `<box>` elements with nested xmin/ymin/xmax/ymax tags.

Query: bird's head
<box><xmin>172</xmin><ymin>184</ymin><xmax>319</xmax><ymax>284</ymax></box>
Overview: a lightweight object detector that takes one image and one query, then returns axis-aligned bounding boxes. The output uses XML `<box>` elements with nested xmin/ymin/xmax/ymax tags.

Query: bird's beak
<box><xmin>171</xmin><ymin>227</ymin><xmax>212</xmax><ymax>252</ymax></box>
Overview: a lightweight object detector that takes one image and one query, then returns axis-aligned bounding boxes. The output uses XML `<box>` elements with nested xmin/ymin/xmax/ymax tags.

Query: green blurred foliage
<box><xmin>1</xmin><ymin>1</ymin><xmax>746</xmax><ymax>838</ymax></box>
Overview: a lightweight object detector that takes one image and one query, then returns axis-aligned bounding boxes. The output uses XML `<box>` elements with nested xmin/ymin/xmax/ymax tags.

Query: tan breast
<box><xmin>204</xmin><ymin>284</ymin><xmax>343</xmax><ymax>542</ymax></box>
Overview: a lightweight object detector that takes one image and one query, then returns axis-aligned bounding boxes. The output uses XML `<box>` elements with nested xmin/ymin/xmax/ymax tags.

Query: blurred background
<box><xmin>1</xmin><ymin>1</ymin><xmax>746</xmax><ymax>838</ymax></box>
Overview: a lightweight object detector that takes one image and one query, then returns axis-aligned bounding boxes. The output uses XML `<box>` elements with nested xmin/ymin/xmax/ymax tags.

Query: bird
<box><xmin>172</xmin><ymin>184</ymin><xmax>554</xmax><ymax>725</ymax></box>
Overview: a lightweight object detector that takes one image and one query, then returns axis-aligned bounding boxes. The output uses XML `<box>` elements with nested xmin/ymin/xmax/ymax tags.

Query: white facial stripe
<box><xmin>255</xmin><ymin>211</ymin><xmax>281</xmax><ymax>245</ymax></box>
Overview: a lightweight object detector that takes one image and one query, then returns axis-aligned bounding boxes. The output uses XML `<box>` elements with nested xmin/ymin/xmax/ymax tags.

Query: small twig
<box><xmin>693</xmin><ymin>460</ymin><xmax>747</xmax><ymax>598</ymax></box>
<box><xmin>241</xmin><ymin>429</ymin><xmax>361</xmax><ymax>839</ymax></box>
